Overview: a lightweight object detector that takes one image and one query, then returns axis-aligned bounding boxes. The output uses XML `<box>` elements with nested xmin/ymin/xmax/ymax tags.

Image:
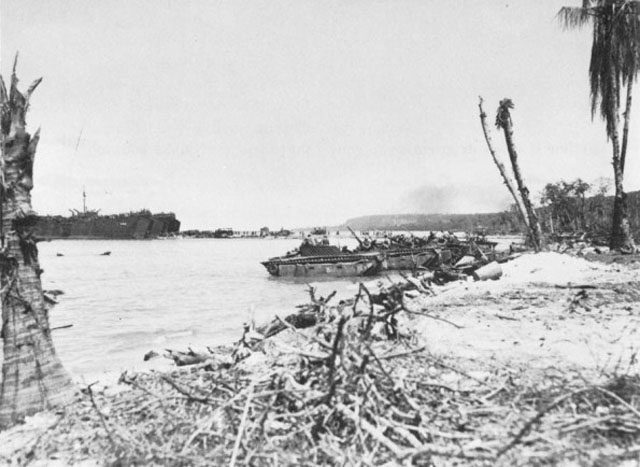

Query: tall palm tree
<box><xmin>494</xmin><ymin>98</ymin><xmax>543</xmax><ymax>251</ymax></box>
<box><xmin>0</xmin><ymin>57</ymin><xmax>75</xmax><ymax>428</ymax></box>
<box><xmin>558</xmin><ymin>0</ymin><xmax>640</xmax><ymax>252</ymax></box>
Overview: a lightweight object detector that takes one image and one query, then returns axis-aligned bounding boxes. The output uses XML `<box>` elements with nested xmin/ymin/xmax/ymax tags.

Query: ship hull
<box><xmin>35</xmin><ymin>212</ymin><xmax>180</xmax><ymax>240</ymax></box>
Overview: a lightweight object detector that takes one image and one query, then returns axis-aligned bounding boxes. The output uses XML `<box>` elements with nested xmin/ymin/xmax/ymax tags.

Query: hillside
<box><xmin>344</xmin><ymin>190</ymin><xmax>640</xmax><ymax>236</ymax></box>
<box><xmin>343</xmin><ymin>211</ymin><xmax>521</xmax><ymax>233</ymax></box>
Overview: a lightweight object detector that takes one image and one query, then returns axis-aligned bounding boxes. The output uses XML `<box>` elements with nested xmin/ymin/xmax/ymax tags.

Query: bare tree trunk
<box><xmin>478</xmin><ymin>97</ymin><xmax>529</xmax><ymax>229</ymax></box>
<box><xmin>621</xmin><ymin>78</ymin><xmax>633</xmax><ymax>175</ymax></box>
<box><xmin>0</xmin><ymin>58</ymin><xmax>75</xmax><ymax>428</ymax></box>
<box><xmin>609</xmin><ymin>108</ymin><xmax>636</xmax><ymax>252</ymax></box>
<box><xmin>495</xmin><ymin>99</ymin><xmax>542</xmax><ymax>251</ymax></box>
<box><xmin>608</xmin><ymin>73</ymin><xmax>636</xmax><ymax>253</ymax></box>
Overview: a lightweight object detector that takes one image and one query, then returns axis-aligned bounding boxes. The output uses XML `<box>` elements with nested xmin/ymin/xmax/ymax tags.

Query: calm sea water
<box><xmin>30</xmin><ymin>238</ymin><xmax>362</xmax><ymax>383</ymax></box>
<box><xmin>3</xmin><ymin>235</ymin><xmax>516</xmax><ymax>384</ymax></box>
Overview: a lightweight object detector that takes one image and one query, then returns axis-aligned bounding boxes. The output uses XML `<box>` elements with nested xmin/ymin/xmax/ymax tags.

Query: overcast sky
<box><xmin>2</xmin><ymin>0</ymin><xmax>638</xmax><ymax>229</ymax></box>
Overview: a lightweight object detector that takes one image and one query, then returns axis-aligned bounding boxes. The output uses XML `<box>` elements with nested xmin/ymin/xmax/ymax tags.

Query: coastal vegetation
<box><xmin>558</xmin><ymin>0</ymin><xmax>640</xmax><ymax>252</ymax></box>
<box><xmin>477</xmin><ymin>97</ymin><xmax>542</xmax><ymax>250</ymax></box>
<box><xmin>343</xmin><ymin>188</ymin><xmax>640</xmax><ymax>239</ymax></box>
<box><xmin>540</xmin><ymin>179</ymin><xmax>593</xmax><ymax>234</ymax></box>
<box><xmin>493</xmin><ymin>98</ymin><xmax>543</xmax><ymax>251</ymax></box>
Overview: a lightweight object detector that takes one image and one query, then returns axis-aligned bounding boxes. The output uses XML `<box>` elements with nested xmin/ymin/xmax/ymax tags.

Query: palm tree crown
<box><xmin>558</xmin><ymin>0</ymin><xmax>640</xmax><ymax>138</ymax></box>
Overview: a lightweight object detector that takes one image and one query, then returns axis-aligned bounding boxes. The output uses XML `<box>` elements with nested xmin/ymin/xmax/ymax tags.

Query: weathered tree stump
<box><xmin>0</xmin><ymin>57</ymin><xmax>76</xmax><ymax>428</ymax></box>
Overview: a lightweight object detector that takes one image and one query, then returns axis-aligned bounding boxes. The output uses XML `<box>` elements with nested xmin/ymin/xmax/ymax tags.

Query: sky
<box><xmin>1</xmin><ymin>0</ymin><xmax>638</xmax><ymax>230</ymax></box>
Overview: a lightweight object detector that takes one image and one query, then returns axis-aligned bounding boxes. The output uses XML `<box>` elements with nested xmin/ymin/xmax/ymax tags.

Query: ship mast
<box><xmin>83</xmin><ymin>186</ymin><xmax>87</xmax><ymax>214</ymax></box>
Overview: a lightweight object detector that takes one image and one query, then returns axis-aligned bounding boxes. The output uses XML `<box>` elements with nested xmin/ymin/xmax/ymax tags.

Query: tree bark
<box><xmin>478</xmin><ymin>97</ymin><xmax>529</xmax><ymax>229</ymax></box>
<box><xmin>621</xmin><ymin>78</ymin><xmax>633</xmax><ymax>175</ymax></box>
<box><xmin>609</xmin><ymin>98</ymin><xmax>636</xmax><ymax>252</ymax></box>
<box><xmin>495</xmin><ymin>99</ymin><xmax>543</xmax><ymax>251</ymax></box>
<box><xmin>0</xmin><ymin>59</ymin><xmax>76</xmax><ymax>428</ymax></box>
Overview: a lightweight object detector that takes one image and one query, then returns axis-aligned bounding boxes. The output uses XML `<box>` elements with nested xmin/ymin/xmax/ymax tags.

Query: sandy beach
<box><xmin>2</xmin><ymin>251</ymin><xmax>639</xmax><ymax>466</ymax></box>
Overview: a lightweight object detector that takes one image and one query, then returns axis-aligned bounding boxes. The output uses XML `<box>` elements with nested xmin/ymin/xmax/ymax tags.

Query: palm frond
<box><xmin>557</xmin><ymin>6</ymin><xmax>593</xmax><ymax>29</ymax></box>
<box><xmin>561</xmin><ymin>0</ymin><xmax>640</xmax><ymax>139</ymax></box>
<box><xmin>25</xmin><ymin>78</ymin><xmax>42</xmax><ymax>103</ymax></box>
<box><xmin>0</xmin><ymin>76</ymin><xmax>7</xmax><ymax>106</ymax></box>
<box><xmin>495</xmin><ymin>98</ymin><xmax>515</xmax><ymax>129</ymax></box>
<box><xmin>10</xmin><ymin>52</ymin><xmax>20</xmax><ymax>104</ymax></box>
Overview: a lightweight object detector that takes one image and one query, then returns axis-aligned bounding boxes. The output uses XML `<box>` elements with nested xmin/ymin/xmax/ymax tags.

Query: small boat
<box><xmin>213</xmin><ymin>228</ymin><xmax>234</xmax><ymax>238</ymax></box>
<box><xmin>310</xmin><ymin>227</ymin><xmax>328</xmax><ymax>236</ymax></box>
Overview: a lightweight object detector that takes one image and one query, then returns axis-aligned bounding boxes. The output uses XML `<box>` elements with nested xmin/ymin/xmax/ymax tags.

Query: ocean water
<box><xmin>30</xmin><ymin>238</ymin><xmax>362</xmax><ymax>383</ymax></box>
<box><xmin>3</xmin><ymin>235</ymin><xmax>517</xmax><ymax>384</ymax></box>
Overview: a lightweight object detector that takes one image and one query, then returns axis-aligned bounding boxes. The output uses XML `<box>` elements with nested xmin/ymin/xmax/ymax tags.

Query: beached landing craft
<box><xmin>261</xmin><ymin>231</ymin><xmax>500</xmax><ymax>278</ymax></box>
<box><xmin>261</xmin><ymin>253</ymin><xmax>384</xmax><ymax>277</ymax></box>
<box><xmin>261</xmin><ymin>244</ymin><xmax>385</xmax><ymax>277</ymax></box>
<box><xmin>260</xmin><ymin>242</ymin><xmax>446</xmax><ymax>277</ymax></box>
<box><xmin>380</xmin><ymin>246</ymin><xmax>440</xmax><ymax>269</ymax></box>
<box><xmin>346</xmin><ymin>227</ymin><xmax>446</xmax><ymax>271</ymax></box>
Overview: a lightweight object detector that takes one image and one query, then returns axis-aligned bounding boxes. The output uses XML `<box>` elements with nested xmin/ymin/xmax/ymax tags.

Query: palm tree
<box><xmin>494</xmin><ymin>98</ymin><xmax>543</xmax><ymax>251</ymax></box>
<box><xmin>0</xmin><ymin>57</ymin><xmax>76</xmax><ymax>428</ymax></box>
<box><xmin>558</xmin><ymin>0</ymin><xmax>640</xmax><ymax>252</ymax></box>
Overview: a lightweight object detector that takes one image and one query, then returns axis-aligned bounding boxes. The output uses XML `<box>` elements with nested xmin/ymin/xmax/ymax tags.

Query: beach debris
<box><xmin>567</xmin><ymin>289</ymin><xmax>592</xmax><ymax>313</ymax></box>
<box><xmin>44</xmin><ymin>289</ymin><xmax>65</xmax><ymax>296</ymax></box>
<box><xmin>473</xmin><ymin>261</ymin><xmax>503</xmax><ymax>281</ymax></box>
<box><xmin>143</xmin><ymin>350</ymin><xmax>159</xmax><ymax>361</ymax></box>
<box><xmin>454</xmin><ymin>255</ymin><xmax>477</xmax><ymax>268</ymax></box>
<box><xmin>12</xmin><ymin>250</ymin><xmax>640</xmax><ymax>465</ymax></box>
<box><xmin>42</xmin><ymin>293</ymin><xmax>59</xmax><ymax>306</ymax></box>
<box><xmin>433</xmin><ymin>266</ymin><xmax>466</xmax><ymax>285</ymax></box>
<box><xmin>231</xmin><ymin>321</ymin><xmax>266</xmax><ymax>362</ymax></box>
<box><xmin>164</xmin><ymin>348</ymin><xmax>232</xmax><ymax>369</ymax></box>
<box><xmin>258</xmin><ymin>286</ymin><xmax>337</xmax><ymax>338</ymax></box>
<box><xmin>43</xmin><ymin>289</ymin><xmax>64</xmax><ymax>308</ymax></box>
<box><xmin>42</xmin><ymin>257</ymin><xmax>639</xmax><ymax>466</ymax></box>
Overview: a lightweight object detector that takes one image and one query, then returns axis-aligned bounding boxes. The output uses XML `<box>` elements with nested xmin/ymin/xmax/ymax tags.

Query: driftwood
<box><xmin>40</xmin><ymin>273</ymin><xmax>640</xmax><ymax>466</ymax></box>
<box><xmin>164</xmin><ymin>348</ymin><xmax>232</xmax><ymax>369</ymax></box>
<box><xmin>257</xmin><ymin>285</ymin><xmax>335</xmax><ymax>338</ymax></box>
<box><xmin>165</xmin><ymin>349</ymin><xmax>212</xmax><ymax>366</ymax></box>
